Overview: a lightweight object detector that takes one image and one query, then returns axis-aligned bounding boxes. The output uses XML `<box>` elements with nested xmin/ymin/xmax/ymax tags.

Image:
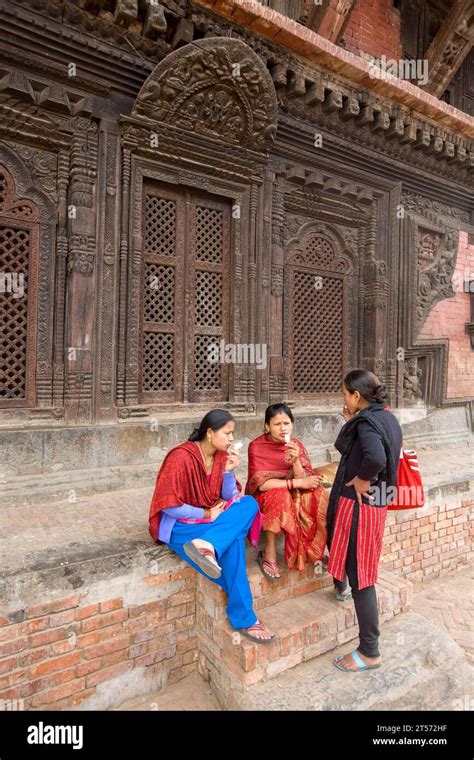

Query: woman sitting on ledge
<box><xmin>246</xmin><ymin>403</ymin><xmax>328</xmax><ymax>579</ymax></box>
<box><xmin>148</xmin><ymin>409</ymin><xmax>275</xmax><ymax>644</ymax></box>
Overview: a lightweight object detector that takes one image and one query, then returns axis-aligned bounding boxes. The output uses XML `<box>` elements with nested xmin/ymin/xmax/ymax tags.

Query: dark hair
<box><xmin>188</xmin><ymin>409</ymin><xmax>234</xmax><ymax>442</ymax></box>
<box><xmin>264</xmin><ymin>403</ymin><xmax>294</xmax><ymax>427</ymax></box>
<box><xmin>343</xmin><ymin>369</ymin><xmax>386</xmax><ymax>404</ymax></box>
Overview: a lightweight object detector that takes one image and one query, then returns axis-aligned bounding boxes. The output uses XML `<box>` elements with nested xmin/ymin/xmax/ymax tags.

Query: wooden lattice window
<box><xmin>0</xmin><ymin>166</ymin><xmax>40</xmax><ymax>408</ymax></box>
<box><xmin>288</xmin><ymin>232</ymin><xmax>349</xmax><ymax>398</ymax></box>
<box><xmin>140</xmin><ymin>181</ymin><xmax>230</xmax><ymax>404</ymax></box>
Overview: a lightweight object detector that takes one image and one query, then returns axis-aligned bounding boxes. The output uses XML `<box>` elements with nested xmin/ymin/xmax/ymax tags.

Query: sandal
<box><xmin>237</xmin><ymin>620</ymin><xmax>276</xmax><ymax>645</ymax></box>
<box><xmin>333</xmin><ymin>650</ymin><xmax>381</xmax><ymax>672</ymax></box>
<box><xmin>335</xmin><ymin>587</ymin><xmax>352</xmax><ymax>601</ymax></box>
<box><xmin>257</xmin><ymin>550</ymin><xmax>281</xmax><ymax>581</ymax></box>
<box><xmin>183</xmin><ymin>541</ymin><xmax>222</xmax><ymax>579</ymax></box>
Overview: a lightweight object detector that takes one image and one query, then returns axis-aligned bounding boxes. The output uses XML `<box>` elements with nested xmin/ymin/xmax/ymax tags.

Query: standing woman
<box><xmin>327</xmin><ymin>370</ymin><xmax>402</xmax><ymax>672</ymax></box>
<box><xmin>246</xmin><ymin>403</ymin><xmax>328</xmax><ymax>578</ymax></box>
<box><xmin>148</xmin><ymin>409</ymin><xmax>275</xmax><ymax>644</ymax></box>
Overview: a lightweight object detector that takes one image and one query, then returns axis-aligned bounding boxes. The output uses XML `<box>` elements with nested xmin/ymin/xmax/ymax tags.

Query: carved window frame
<box><xmin>399</xmin><ymin>209</ymin><xmax>468</xmax><ymax>405</ymax></box>
<box><xmin>283</xmin><ymin>220</ymin><xmax>358</xmax><ymax>402</ymax></box>
<box><xmin>0</xmin><ymin>165</ymin><xmax>40</xmax><ymax>409</ymax></box>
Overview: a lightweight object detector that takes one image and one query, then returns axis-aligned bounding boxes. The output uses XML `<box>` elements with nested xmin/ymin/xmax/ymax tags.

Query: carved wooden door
<box><xmin>140</xmin><ymin>180</ymin><xmax>230</xmax><ymax>405</ymax></box>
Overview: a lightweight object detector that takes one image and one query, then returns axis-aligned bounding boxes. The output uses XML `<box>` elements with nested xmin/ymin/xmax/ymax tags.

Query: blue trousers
<box><xmin>168</xmin><ymin>495</ymin><xmax>259</xmax><ymax>629</ymax></box>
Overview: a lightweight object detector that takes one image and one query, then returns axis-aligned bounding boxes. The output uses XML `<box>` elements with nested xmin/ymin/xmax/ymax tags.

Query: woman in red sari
<box><xmin>246</xmin><ymin>403</ymin><xmax>328</xmax><ymax>579</ymax></box>
<box><xmin>149</xmin><ymin>409</ymin><xmax>275</xmax><ymax>644</ymax></box>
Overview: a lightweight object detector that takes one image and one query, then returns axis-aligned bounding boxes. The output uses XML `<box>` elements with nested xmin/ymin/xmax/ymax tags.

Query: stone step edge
<box><xmin>209</xmin><ymin>613</ymin><xmax>471</xmax><ymax>712</ymax></box>
<box><xmin>196</xmin><ymin>572</ymin><xmax>413</xmax><ymax>688</ymax></box>
<box><xmin>220</xmin><ymin>581</ymin><xmax>412</xmax><ymax>677</ymax></box>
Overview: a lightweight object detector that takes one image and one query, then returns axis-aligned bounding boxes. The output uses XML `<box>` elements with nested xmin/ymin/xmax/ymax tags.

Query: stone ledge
<box><xmin>213</xmin><ymin>611</ymin><xmax>473</xmax><ymax>710</ymax></box>
<box><xmin>197</xmin><ymin>568</ymin><xmax>413</xmax><ymax>694</ymax></box>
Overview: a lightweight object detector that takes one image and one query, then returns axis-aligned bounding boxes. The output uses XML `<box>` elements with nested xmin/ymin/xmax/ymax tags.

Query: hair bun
<box><xmin>373</xmin><ymin>383</ymin><xmax>387</xmax><ymax>400</ymax></box>
<box><xmin>188</xmin><ymin>425</ymin><xmax>201</xmax><ymax>442</ymax></box>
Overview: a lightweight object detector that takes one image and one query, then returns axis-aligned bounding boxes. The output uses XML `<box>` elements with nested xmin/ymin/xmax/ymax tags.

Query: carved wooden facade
<box><xmin>0</xmin><ymin>0</ymin><xmax>472</xmax><ymax>424</ymax></box>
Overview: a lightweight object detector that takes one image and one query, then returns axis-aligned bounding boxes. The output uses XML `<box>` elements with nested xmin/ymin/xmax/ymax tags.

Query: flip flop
<box><xmin>183</xmin><ymin>541</ymin><xmax>222</xmax><ymax>579</ymax></box>
<box><xmin>333</xmin><ymin>650</ymin><xmax>381</xmax><ymax>672</ymax></box>
<box><xmin>335</xmin><ymin>588</ymin><xmax>353</xmax><ymax>601</ymax></box>
<box><xmin>236</xmin><ymin>621</ymin><xmax>276</xmax><ymax>645</ymax></box>
<box><xmin>257</xmin><ymin>550</ymin><xmax>281</xmax><ymax>582</ymax></box>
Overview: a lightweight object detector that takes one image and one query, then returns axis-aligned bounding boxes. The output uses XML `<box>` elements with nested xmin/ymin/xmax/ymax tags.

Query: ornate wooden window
<box><xmin>140</xmin><ymin>180</ymin><xmax>230</xmax><ymax>404</ymax></box>
<box><xmin>0</xmin><ymin>166</ymin><xmax>40</xmax><ymax>408</ymax></box>
<box><xmin>287</xmin><ymin>229</ymin><xmax>351</xmax><ymax>398</ymax></box>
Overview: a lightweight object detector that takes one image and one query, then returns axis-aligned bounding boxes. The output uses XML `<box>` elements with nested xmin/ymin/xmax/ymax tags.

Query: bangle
<box><xmin>204</xmin><ymin>507</ymin><xmax>210</xmax><ymax>519</ymax></box>
<box><xmin>287</xmin><ymin>479</ymin><xmax>291</xmax><ymax>491</ymax></box>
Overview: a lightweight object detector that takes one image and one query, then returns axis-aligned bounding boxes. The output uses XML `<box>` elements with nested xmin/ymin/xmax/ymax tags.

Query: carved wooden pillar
<box><xmin>116</xmin><ymin>147</ymin><xmax>131</xmax><ymax>409</ymax></box>
<box><xmin>52</xmin><ymin>149</ymin><xmax>69</xmax><ymax>408</ymax></box>
<box><xmin>96</xmin><ymin>122</ymin><xmax>120</xmax><ymax>420</ymax></box>
<box><xmin>362</xmin><ymin>203</ymin><xmax>388</xmax><ymax>380</ymax></box>
<box><xmin>246</xmin><ymin>184</ymin><xmax>258</xmax><ymax>404</ymax></box>
<box><xmin>269</xmin><ymin>182</ymin><xmax>286</xmax><ymax>401</ymax></box>
<box><xmin>65</xmin><ymin>119</ymin><xmax>98</xmax><ymax>422</ymax></box>
<box><xmin>258</xmin><ymin>172</ymin><xmax>272</xmax><ymax>404</ymax></box>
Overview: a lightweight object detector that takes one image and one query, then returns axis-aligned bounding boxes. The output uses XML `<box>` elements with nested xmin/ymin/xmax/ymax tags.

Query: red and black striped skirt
<box><xmin>327</xmin><ymin>496</ymin><xmax>388</xmax><ymax>590</ymax></box>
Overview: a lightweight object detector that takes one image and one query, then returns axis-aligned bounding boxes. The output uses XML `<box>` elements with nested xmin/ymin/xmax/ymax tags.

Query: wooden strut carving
<box><xmin>423</xmin><ymin>0</ymin><xmax>474</xmax><ymax>98</ymax></box>
<box><xmin>416</xmin><ymin>227</ymin><xmax>459</xmax><ymax>329</ymax></box>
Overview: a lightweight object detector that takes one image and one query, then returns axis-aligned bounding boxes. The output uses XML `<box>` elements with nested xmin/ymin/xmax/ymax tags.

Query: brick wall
<box><xmin>419</xmin><ymin>231</ymin><xmax>474</xmax><ymax>399</ymax></box>
<box><xmin>1</xmin><ymin>494</ymin><xmax>472</xmax><ymax>710</ymax></box>
<box><xmin>341</xmin><ymin>0</ymin><xmax>402</xmax><ymax>61</ymax></box>
<box><xmin>381</xmin><ymin>496</ymin><xmax>473</xmax><ymax>584</ymax></box>
<box><xmin>0</xmin><ymin>563</ymin><xmax>198</xmax><ymax>711</ymax></box>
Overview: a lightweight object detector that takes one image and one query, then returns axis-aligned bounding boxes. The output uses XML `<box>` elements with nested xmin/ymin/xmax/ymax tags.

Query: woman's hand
<box><xmin>296</xmin><ymin>475</ymin><xmax>324</xmax><ymax>490</ymax></box>
<box><xmin>225</xmin><ymin>450</ymin><xmax>240</xmax><ymax>472</ymax></box>
<box><xmin>345</xmin><ymin>476</ymin><xmax>372</xmax><ymax>506</ymax></box>
<box><xmin>342</xmin><ymin>405</ymin><xmax>354</xmax><ymax>422</ymax></box>
<box><xmin>209</xmin><ymin>500</ymin><xmax>226</xmax><ymax>521</ymax></box>
<box><xmin>284</xmin><ymin>441</ymin><xmax>300</xmax><ymax>464</ymax></box>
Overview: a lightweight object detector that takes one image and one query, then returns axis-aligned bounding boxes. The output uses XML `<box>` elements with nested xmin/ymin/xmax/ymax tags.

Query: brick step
<box><xmin>196</xmin><ymin>548</ymin><xmax>334</xmax><ymax>624</ymax></box>
<box><xmin>214</xmin><ymin>612</ymin><xmax>473</xmax><ymax>711</ymax></box>
<box><xmin>197</xmin><ymin>570</ymin><xmax>413</xmax><ymax>694</ymax></box>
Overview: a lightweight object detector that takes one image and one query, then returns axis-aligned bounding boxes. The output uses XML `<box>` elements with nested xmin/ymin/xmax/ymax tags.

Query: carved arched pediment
<box><xmin>0</xmin><ymin>165</ymin><xmax>40</xmax><ymax>223</ymax></box>
<box><xmin>286</xmin><ymin>222</ymin><xmax>353</xmax><ymax>273</ymax></box>
<box><xmin>132</xmin><ymin>37</ymin><xmax>278</xmax><ymax>151</ymax></box>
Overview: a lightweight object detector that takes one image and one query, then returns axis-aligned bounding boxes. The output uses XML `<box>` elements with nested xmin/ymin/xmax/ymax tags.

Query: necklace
<box><xmin>197</xmin><ymin>441</ymin><xmax>214</xmax><ymax>471</ymax></box>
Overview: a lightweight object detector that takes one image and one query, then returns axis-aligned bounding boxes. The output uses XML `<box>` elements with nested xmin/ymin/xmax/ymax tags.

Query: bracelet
<box><xmin>204</xmin><ymin>507</ymin><xmax>211</xmax><ymax>519</ymax></box>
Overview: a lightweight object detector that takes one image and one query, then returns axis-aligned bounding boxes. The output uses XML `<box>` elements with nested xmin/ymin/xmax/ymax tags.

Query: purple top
<box><xmin>157</xmin><ymin>471</ymin><xmax>238</xmax><ymax>543</ymax></box>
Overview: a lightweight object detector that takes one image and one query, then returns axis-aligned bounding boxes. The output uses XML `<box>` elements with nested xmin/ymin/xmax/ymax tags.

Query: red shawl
<box><xmin>245</xmin><ymin>433</ymin><xmax>313</xmax><ymax>496</ymax></box>
<box><xmin>148</xmin><ymin>442</ymin><xmax>241</xmax><ymax>543</ymax></box>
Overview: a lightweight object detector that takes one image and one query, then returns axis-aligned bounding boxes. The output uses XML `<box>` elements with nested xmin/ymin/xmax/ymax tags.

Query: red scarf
<box><xmin>149</xmin><ymin>442</ymin><xmax>240</xmax><ymax>542</ymax></box>
<box><xmin>245</xmin><ymin>433</ymin><xmax>313</xmax><ymax>496</ymax></box>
